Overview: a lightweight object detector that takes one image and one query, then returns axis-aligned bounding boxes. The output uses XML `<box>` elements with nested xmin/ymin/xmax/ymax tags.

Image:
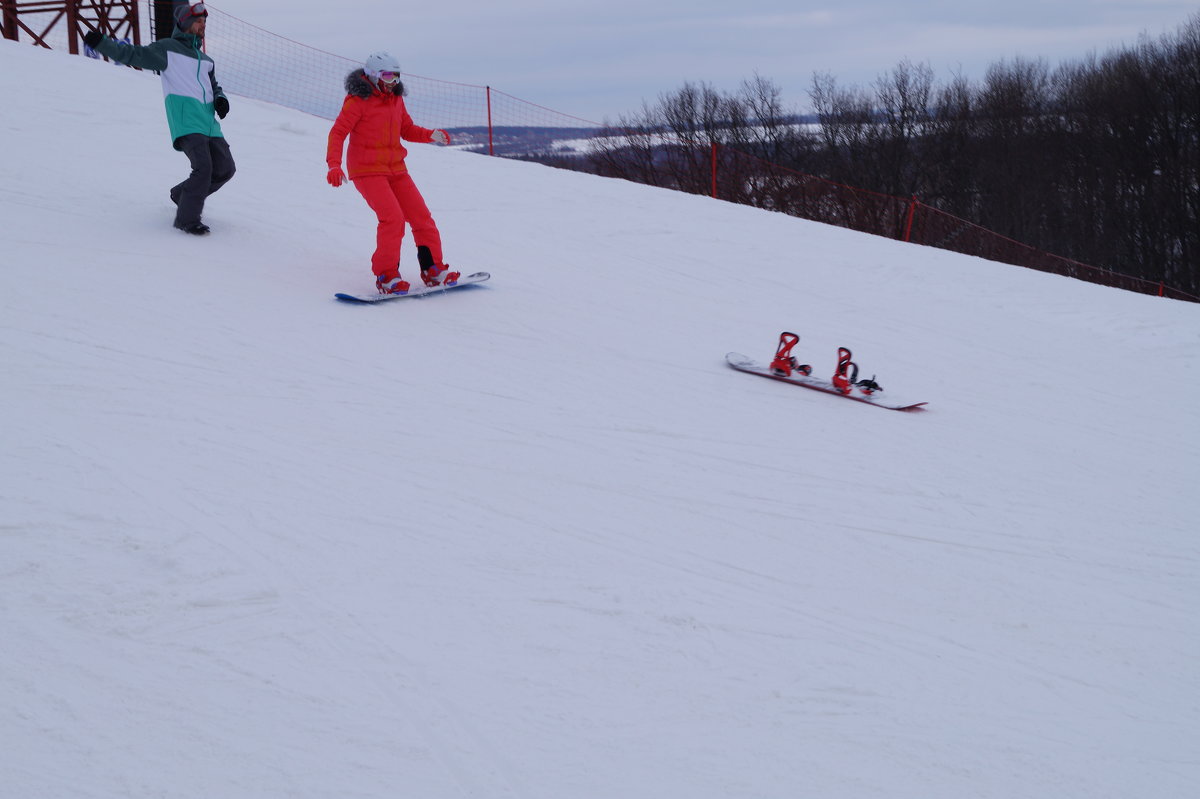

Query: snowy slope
<box><xmin>2</xmin><ymin>40</ymin><xmax>1198</xmax><ymax>799</ymax></box>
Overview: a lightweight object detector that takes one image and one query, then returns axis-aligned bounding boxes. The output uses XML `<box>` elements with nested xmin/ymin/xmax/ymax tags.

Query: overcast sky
<box><xmin>217</xmin><ymin>1</ymin><xmax>1197</xmax><ymax>122</ymax></box>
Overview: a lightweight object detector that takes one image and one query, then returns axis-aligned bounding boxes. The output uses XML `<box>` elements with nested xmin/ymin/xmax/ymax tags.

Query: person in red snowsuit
<box><xmin>326</xmin><ymin>52</ymin><xmax>458</xmax><ymax>295</ymax></box>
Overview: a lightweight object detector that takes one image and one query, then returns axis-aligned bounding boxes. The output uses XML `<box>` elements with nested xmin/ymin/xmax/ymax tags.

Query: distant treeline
<box><xmin>447</xmin><ymin>127</ymin><xmax>599</xmax><ymax>156</ymax></box>
<box><xmin>574</xmin><ymin>14</ymin><xmax>1199</xmax><ymax>295</ymax></box>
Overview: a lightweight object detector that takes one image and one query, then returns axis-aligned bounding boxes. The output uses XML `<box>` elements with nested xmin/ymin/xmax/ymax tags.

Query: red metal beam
<box><xmin>0</xmin><ymin>0</ymin><xmax>139</xmax><ymax>49</ymax></box>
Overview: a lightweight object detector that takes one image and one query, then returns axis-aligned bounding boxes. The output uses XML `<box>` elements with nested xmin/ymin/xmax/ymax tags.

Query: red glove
<box><xmin>327</xmin><ymin>166</ymin><xmax>346</xmax><ymax>187</ymax></box>
<box><xmin>430</xmin><ymin>129</ymin><xmax>450</xmax><ymax>145</ymax></box>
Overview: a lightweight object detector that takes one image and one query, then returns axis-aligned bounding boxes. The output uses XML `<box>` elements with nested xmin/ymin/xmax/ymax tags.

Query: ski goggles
<box><xmin>378</xmin><ymin>71</ymin><xmax>400</xmax><ymax>84</ymax></box>
<box><xmin>185</xmin><ymin>2</ymin><xmax>208</xmax><ymax>18</ymax></box>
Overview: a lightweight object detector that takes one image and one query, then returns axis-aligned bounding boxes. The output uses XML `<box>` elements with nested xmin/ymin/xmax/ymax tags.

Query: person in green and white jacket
<box><xmin>84</xmin><ymin>3</ymin><xmax>235</xmax><ymax>235</ymax></box>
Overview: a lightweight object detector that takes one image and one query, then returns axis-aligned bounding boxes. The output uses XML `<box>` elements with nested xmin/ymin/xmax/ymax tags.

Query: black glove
<box><xmin>214</xmin><ymin>96</ymin><xmax>229</xmax><ymax>119</ymax></box>
<box><xmin>83</xmin><ymin>30</ymin><xmax>104</xmax><ymax>49</ymax></box>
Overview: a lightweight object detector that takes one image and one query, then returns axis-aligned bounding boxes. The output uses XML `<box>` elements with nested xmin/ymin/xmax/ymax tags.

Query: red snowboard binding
<box><xmin>833</xmin><ymin>347</ymin><xmax>883</xmax><ymax>396</ymax></box>
<box><xmin>769</xmin><ymin>332</ymin><xmax>812</xmax><ymax>377</ymax></box>
<box><xmin>832</xmin><ymin>347</ymin><xmax>856</xmax><ymax>393</ymax></box>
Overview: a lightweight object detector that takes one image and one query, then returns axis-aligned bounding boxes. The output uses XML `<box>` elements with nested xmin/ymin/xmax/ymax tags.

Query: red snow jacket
<box><xmin>326</xmin><ymin>70</ymin><xmax>436</xmax><ymax>180</ymax></box>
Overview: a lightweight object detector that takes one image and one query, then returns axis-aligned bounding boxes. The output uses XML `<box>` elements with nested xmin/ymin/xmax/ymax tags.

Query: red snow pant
<box><xmin>352</xmin><ymin>173</ymin><xmax>443</xmax><ymax>278</ymax></box>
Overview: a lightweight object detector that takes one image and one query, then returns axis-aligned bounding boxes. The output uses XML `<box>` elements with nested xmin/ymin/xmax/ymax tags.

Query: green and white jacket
<box><xmin>93</xmin><ymin>29</ymin><xmax>226</xmax><ymax>150</ymax></box>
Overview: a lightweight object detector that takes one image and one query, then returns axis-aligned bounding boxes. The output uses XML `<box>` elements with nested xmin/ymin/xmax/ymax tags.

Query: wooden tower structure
<box><xmin>1</xmin><ymin>0</ymin><xmax>180</xmax><ymax>53</ymax></box>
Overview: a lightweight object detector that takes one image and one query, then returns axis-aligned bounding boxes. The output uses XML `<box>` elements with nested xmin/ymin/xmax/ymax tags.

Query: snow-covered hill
<box><xmin>2</xmin><ymin>39</ymin><xmax>1198</xmax><ymax>799</ymax></box>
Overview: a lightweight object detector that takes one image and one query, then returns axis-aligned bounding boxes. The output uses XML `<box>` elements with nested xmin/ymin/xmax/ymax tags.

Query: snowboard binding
<box><xmin>832</xmin><ymin>347</ymin><xmax>857</xmax><ymax>394</ymax></box>
<box><xmin>769</xmin><ymin>332</ymin><xmax>812</xmax><ymax>377</ymax></box>
<box><xmin>833</xmin><ymin>347</ymin><xmax>884</xmax><ymax>396</ymax></box>
<box><xmin>856</xmin><ymin>376</ymin><xmax>883</xmax><ymax>395</ymax></box>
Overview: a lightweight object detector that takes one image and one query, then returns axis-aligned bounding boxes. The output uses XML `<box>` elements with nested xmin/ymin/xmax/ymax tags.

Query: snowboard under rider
<box><xmin>83</xmin><ymin>2</ymin><xmax>235</xmax><ymax>236</ymax></box>
<box><xmin>326</xmin><ymin>51</ymin><xmax>459</xmax><ymax>295</ymax></box>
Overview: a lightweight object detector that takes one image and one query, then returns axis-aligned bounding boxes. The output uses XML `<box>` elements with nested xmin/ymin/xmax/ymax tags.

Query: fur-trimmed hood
<box><xmin>344</xmin><ymin>69</ymin><xmax>407</xmax><ymax>99</ymax></box>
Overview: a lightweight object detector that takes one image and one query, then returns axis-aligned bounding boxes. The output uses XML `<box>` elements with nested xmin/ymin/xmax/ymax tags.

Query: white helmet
<box><xmin>364</xmin><ymin>51</ymin><xmax>401</xmax><ymax>84</ymax></box>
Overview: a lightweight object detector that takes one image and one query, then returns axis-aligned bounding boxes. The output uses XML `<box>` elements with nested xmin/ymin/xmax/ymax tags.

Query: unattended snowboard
<box><xmin>726</xmin><ymin>352</ymin><xmax>927</xmax><ymax>411</ymax></box>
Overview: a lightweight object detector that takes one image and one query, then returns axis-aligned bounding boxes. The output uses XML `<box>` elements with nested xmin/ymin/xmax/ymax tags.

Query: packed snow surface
<box><xmin>2</xmin><ymin>40</ymin><xmax>1198</xmax><ymax>798</ymax></box>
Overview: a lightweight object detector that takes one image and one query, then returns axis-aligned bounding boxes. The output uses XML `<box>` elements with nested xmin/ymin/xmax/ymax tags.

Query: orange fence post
<box><xmin>902</xmin><ymin>195</ymin><xmax>918</xmax><ymax>242</ymax></box>
<box><xmin>711</xmin><ymin>142</ymin><xmax>718</xmax><ymax>199</ymax></box>
<box><xmin>486</xmin><ymin>86</ymin><xmax>494</xmax><ymax>156</ymax></box>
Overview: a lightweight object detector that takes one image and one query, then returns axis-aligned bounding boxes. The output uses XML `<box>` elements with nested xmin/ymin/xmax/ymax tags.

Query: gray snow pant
<box><xmin>172</xmin><ymin>133</ymin><xmax>236</xmax><ymax>228</ymax></box>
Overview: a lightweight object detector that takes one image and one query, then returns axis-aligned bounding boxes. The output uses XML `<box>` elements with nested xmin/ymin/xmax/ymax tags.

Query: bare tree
<box><xmin>870</xmin><ymin>59</ymin><xmax>936</xmax><ymax>197</ymax></box>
